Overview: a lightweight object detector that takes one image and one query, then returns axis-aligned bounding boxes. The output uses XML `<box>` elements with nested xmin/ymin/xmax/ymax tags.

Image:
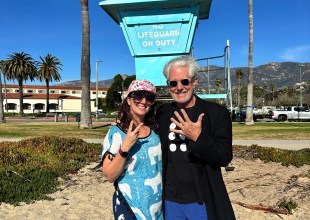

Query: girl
<box><xmin>102</xmin><ymin>80</ymin><xmax>163</xmax><ymax>220</ymax></box>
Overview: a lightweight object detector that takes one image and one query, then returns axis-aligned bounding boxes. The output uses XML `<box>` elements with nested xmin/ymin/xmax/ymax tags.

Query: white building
<box><xmin>1</xmin><ymin>84</ymin><xmax>108</xmax><ymax>114</ymax></box>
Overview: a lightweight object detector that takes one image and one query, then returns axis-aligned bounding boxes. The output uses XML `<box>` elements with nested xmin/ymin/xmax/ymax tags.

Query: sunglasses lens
<box><xmin>131</xmin><ymin>92</ymin><xmax>155</xmax><ymax>104</ymax></box>
<box><xmin>181</xmin><ymin>79</ymin><xmax>190</xmax><ymax>86</ymax></box>
<box><xmin>169</xmin><ymin>81</ymin><xmax>178</xmax><ymax>87</ymax></box>
<box><xmin>168</xmin><ymin>79</ymin><xmax>191</xmax><ymax>87</ymax></box>
<box><xmin>132</xmin><ymin>92</ymin><xmax>143</xmax><ymax>101</ymax></box>
<box><xmin>145</xmin><ymin>94</ymin><xmax>155</xmax><ymax>104</ymax></box>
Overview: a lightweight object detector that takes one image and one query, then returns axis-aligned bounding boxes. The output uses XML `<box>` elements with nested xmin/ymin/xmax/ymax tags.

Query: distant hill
<box><xmin>199</xmin><ymin>62</ymin><xmax>310</xmax><ymax>89</ymax></box>
<box><xmin>56</xmin><ymin>62</ymin><xmax>310</xmax><ymax>89</ymax></box>
<box><xmin>56</xmin><ymin>79</ymin><xmax>114</xmax><ymax>88</ymax></box>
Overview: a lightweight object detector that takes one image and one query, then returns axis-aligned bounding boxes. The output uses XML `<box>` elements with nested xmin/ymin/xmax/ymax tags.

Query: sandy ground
<box><xmin>0</xmin><ymin>158</ymin><xmax>309</xmax><ymax>220</ymax></box>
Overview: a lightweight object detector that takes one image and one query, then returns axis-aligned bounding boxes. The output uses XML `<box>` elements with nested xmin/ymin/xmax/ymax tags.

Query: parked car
<box><xmin>269</xmin><ymin>106</ymin><xmax>310</xmax><ymax>122</ymax></box>
<box><xmin>235</xmin><ymin>110</ymin><xmax>246</xmax><ymax>122</ymax></box>
<box><xmin>92</xmin><ymin>111</ymin><xmax>107</xmax><ymax>117</ymax></box>
<box><xmin>73</xmin><ymin>112</ymin><xmax>80</xmax><ymax>117</ymax></box>
<box><xmin>73</xmin><ymin>112</ymin><xmax>81</xmax><ymax>122</ymax></box>
<box><xmin>110</xmin><ymin>111</ymin><xmax>118</xmax><ymax>116</ymax></box>
<box><xmin>266</xmin><ymin>109</ymin><xmax>273</xmax><ymax>118</ymax></box>
<box><xmin>231</xmin><ymin>109</ymin><xmax>258</xmax><ymax>122</ymax></box>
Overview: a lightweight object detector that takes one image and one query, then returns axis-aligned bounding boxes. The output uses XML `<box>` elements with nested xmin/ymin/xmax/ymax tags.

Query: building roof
<box><xmin>100</xmin><ymin>0</ymin><xmax>212</xmax><ymax>24</ymax></box>
<box><xmin>4</xmin><ymin>93</ymin><xmax>81</xmax><ymax>100</ymax></box>
<box><xmin>2</xmin><ymin>84</ymin><xmax>108</xmax><ymax>92</ymax></box>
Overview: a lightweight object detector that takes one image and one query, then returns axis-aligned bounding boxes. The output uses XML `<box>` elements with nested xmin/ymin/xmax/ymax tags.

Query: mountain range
<box><xmin>57</xmin><ymin>62</ymin><xmax>310</xmax><ymax>89</ymax></box>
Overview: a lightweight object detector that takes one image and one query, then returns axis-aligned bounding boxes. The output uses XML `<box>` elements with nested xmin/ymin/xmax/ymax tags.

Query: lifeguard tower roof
<box><xmin>99</xmin><ymin>0</ymin><xmax>212</xmax><ymax>24</ymax></box>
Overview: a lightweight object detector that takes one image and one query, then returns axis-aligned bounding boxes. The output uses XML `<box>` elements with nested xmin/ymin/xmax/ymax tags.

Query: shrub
<box><xmin>233</xmin><ymin>145</ymin><xmax>310</xmax><ymax>167</ymax></box>
<box><xmin>277</xmin><ymin>198</ymin><xmax>298</xmax><ymax>214</ymax></box>
<box><xmin>0</xmin><ymin>136</ymin><xmax>101</xmax><ymax>205</ymax></box>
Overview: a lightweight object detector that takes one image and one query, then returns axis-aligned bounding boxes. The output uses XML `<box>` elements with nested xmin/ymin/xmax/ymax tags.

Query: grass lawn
<box><xmin>232</xmin><ymin>122</ymin><xmax>310</xmax><ymax>140</ymax></box>
<box><xmin>0</xmin><ymin>122</ymin><xmax>111</xmax><ymax>139</ymax></box>
<box><xmin>1</xmin><ymin>122</ymin><xmax>310</xmax><ymax>140</ymax></box>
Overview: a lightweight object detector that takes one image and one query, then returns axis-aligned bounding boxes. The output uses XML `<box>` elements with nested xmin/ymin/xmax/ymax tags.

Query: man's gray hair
<box><xmin>163</xmin><ymin>56</ymin><xmax>199</xmax><ymax>79</ymax></box>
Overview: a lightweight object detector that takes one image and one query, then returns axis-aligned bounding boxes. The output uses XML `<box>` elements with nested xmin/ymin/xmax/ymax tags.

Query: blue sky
<box><xmin>1</xmin><ymin>0</ymin><xmax>309</xmax><ymax>85</ymax></box>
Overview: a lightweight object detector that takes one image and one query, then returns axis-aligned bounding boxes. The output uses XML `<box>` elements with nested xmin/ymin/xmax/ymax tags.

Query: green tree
<box><xmin>279</xmin><ymin>86</ymin><xmax>289</xmax><ymax>106</ymax></box>
<box><xmin>98</xmin><ymin>97</ymin><xmax>106</xmax><ymax>112</ymax></box>
<box><xmin>123</xmin><ymin>75</ymin><xmax>136</xmax><ymax>88</ymax></box>
<box><xmin>246</xmin><ymin>0</ymin><xmax>254</xmax><ymax>125</ymax></box>
<box><xmin>106</xmin><ymin>74</ymin><xmax>123</xmax><ymax>109</ymax></box>
<box><xmin>37</xmin><ymin>54</ymin><xmax>62</xmax><ymax>113</ymax></box>
<box><xmin>215</xmin><ymin>78</ymin><xmax>223</xmax><ymax>94</ymax></box>
<box><xmin>2</xmin><ymin>52</ymin><xmax>37</xmax><ymax>116</ymax></box>
<box><xmin>80</xmin><ymin>0</ymin><xmax>92</xmax><ymax>129</ymax></box>
<box><xmin>236</xmin><ymin>69</ymin><xmax>244</xmax><ymax>109</ymax></box>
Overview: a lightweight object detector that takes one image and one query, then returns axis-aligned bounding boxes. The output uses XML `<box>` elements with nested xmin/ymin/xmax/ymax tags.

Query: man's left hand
<box><xmin>170</xmin><ymin>109</ymin><xmax>204</xmax><ymax>142</ymax></box>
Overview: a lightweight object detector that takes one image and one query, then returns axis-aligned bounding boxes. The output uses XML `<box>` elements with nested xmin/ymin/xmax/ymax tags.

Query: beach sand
<box><xmin>0</xmin><ymin>158</ymin><xmax>309</xmax><ymax>220</ymax></box>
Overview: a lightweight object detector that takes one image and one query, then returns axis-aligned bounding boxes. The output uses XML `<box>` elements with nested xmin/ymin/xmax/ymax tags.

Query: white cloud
<box><xmin>280</xmin><ymin>45</ymin><xmax>310</xmax><ymax>61</ymax></box>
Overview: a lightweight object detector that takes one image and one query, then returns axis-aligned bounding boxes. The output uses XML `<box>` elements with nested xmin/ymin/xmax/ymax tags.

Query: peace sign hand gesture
<box><xmin>122</xmin><ymin>120</ymin><xmax>143</xmax><ymax>152</ymax></box>
<box><xmin>170</xmin><ymin>109</ymin><xmax>204</xmax><ymax>142</ymax></box>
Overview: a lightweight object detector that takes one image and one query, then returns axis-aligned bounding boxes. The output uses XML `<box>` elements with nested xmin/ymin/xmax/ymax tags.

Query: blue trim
<box><xmin>197</xmin><ymin>94</ymin><xmax>228</xmax><ymax>99</ymax></box>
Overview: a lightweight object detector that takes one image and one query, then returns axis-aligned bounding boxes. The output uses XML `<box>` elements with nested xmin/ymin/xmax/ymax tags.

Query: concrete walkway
<box><xmin>232</xmin><ymin>140</ymin><xmax>310</xmax><ymax>151</ymax></box>
<box><xmin>1</xmin><ymin>138</ymin><xmax>309</xmax><ymax>151</ymax></box>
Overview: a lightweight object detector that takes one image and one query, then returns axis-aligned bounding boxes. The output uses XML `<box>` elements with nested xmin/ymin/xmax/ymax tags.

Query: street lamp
<box><xmin>96</xmin><ymin>60</ymin><xmax>102</xmax><ymax>121</ymax></box>
<box><xmin>299</xmin><ymin>64</ymin><xmax>305</xmax><ymax>107</ymax></box>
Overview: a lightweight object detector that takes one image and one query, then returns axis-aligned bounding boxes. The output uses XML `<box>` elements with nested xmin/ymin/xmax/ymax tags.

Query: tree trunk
<box><xmin>79</xmin><ymin>0</ymin><xmax>92</xmax><ymax>129</ymax></box>
<box><xmin>246</xmin><ymin>0</ymin><xmax>254</xmax><ymax>125</ymax></box>
<box><xmin>4</xmin><ymin>76</ymin><xmax>8</xmax><ymax>112</ymax></box>
<box><xmin>18</xmin><ymin>78</ymin><xmax>24</xmax><ymax>116</ymax></box>
<box><xmin>46</xmin><ymin>79</ymin><xmax>50</xmax><ymax>113</ymax></box>
<box><xmin>0</xmin><ymin>74</ymin><xmax>5</xmax><ymax>123</ymax></box>
<box><xmin>237</xmin><ymin>80</ymin><xmax>241</xmax><ymax>109</ymax></box>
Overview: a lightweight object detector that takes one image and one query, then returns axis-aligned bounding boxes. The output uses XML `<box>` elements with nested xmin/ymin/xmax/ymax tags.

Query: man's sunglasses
<box><xmin>167</xmin><ymin>78</ymin><xmax>193</xmax><ymax>88</ymax></box>
<box><xmin>129</xmin><ymin>91</ymin><xmax>156</xmax><ymax>105</ymax></box>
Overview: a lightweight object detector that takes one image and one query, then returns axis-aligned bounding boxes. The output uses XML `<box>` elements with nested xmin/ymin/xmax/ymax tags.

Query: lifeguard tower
<box><xmin>99</xmin><ymin>0</ymin><xmax>232</xmax><ymax>110</ymax></box>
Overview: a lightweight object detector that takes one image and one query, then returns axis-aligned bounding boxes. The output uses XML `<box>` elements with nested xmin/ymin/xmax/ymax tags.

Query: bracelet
<box><xmin>118</xmin><ymin>148</ymin><xmax>129</xmax><ymax>158</ymax></box>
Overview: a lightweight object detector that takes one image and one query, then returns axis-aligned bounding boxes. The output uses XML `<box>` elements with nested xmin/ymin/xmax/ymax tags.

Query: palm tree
<box><xmin>79</xmin><ymin>0</ymin><xmax>92</xmax><ymax>129</ymax></box>
<box><xmin>262</xmin><ymin>84</ymin><xmax>267</xmax><ymax>106</ymax></box>
<box><xmin>279</xmin><ymin>86</ymin><xmax>289</xmax><ymax>106</ymax></box>
<box><xmin>3</xmin><ymin>67</ymin><xmax>8</xmax><ymax>113</ymax></box>
<box><xmin>37</xmin><ymin>54</ymin><xmax>62</xmax><ymax>113</ymax></box>
<box><xmin>215</xmin><ymin>78</ymin><xmax>223</xmax><ymax>94</ymax></box>
<box><xmin>270</xmin><ymin>83</ymin><xmax>276</xmax><ymax>105</ymax></box>
<box><xmin>0</xmin><ymin>60</ymin><xmax>5</xmax><ymax>123</ymax></box>
<box><xmin>2</xmin><ymin>52</ymin><xmax>37</xmax><ymax>116</ymax></box>
<box><xmin>0</xmin><ymin>61</ymin><xmax>8</xmax><ymax>113</ymax></box>
<box><xmin>236</xmin><ymin>69</ymin><xmax>244</xmax><ymax>109</ymax></box>
<box><xmin>246</xmin><ymin>0</ymin><xmax>254</xmax><ymax>125</ymax></box>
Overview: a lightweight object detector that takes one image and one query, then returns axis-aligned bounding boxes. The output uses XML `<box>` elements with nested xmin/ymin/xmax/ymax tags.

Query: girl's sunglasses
<box><xmin>129</xmin><ymin>91</ymin><xmax>156</xmax><ymax>105</ymax></box>
<box><xmin>167</xmin><ymin>78</ymin><xmax>193</xmax><ymax>88</ymax></box>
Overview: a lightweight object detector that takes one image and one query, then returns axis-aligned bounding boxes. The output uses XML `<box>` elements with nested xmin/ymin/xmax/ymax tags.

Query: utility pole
<box><xmin>96</xmin><ymin>60</ymin><xmax>102</xmax><ymax>121</ymax></box>
<box><xmin>299</xmin><ymin>64</ymin><xmax>305</xmax><ymax>107</ymax></box>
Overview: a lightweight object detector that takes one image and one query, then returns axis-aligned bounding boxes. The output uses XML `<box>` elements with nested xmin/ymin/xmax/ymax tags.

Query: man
<box><xmin>156</xmin><ymin>56</ymin><xmax>235</xmax><ymax>220</ymax></box>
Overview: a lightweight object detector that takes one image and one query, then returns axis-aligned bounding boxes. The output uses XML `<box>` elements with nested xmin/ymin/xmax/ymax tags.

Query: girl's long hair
<box><xmin>116</xmin><ymin>97</ymin><xmax>158</xmax><ymax>133</ymax></box>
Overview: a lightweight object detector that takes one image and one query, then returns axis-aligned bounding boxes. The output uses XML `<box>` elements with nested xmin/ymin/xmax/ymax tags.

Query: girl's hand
<box><xmin>122</xmin><ymin>120</ymin><xmax>143</xmax><ymax>152</ymax></box>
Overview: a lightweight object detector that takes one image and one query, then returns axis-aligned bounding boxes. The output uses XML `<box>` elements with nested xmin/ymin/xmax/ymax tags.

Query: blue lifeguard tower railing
<box><xmin>195</xmin><ymin>40</ymin><xmax>232</xmax><ymax>112</ymax></box>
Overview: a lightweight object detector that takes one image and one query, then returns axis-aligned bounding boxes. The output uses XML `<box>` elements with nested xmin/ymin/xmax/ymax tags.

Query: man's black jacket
<box><xmin>156</xmin><ymin>95</ymin><xmax>236</xmax><ymax>220</ymax></box>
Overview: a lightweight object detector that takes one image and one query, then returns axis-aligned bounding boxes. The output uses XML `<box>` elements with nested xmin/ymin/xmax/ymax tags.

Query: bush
<box><xmin>233</xmin><ymin>145</ymin><xmax>310</xmax><ymax>167</ymax></box>
<box><xmin>0</xmin><ymin>136</ymin><xmax>101</xmax><ymax>205</ymax></box>
<box><xmin>277</xmin><ymin>198</ymin><xmax>298</xmax><ymax>214</ymax></box>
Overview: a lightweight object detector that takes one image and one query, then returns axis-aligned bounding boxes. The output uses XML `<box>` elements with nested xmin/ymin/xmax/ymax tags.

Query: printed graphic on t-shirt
<box><xmin>168</xmin><ymin>122</ymin><xmax>188</xmax><ymax>152</ymax></box>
